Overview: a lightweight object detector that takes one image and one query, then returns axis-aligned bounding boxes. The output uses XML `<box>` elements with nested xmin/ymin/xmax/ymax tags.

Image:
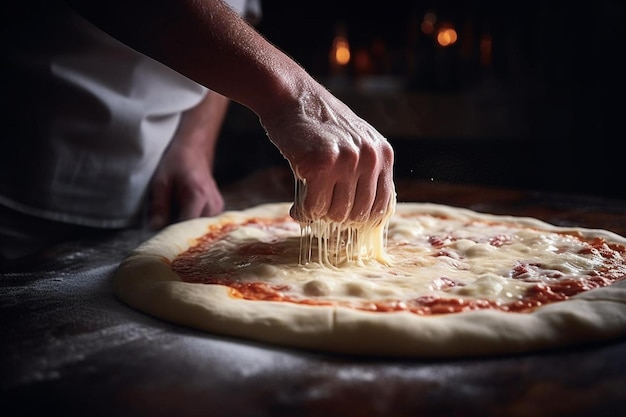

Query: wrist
<box><xmin>248</xmin><ymin>59</ymin><xmax>323</xmax><ymax>123</ymax></box>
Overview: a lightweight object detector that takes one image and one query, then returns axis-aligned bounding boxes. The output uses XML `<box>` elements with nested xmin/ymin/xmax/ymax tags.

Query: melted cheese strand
<box><xmin>294</xmin><ymin>175</ymin><xmax>394</xmax><ymax>267</ymax></box>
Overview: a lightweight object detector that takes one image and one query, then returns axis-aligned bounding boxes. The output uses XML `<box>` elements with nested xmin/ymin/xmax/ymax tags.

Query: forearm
<box><xmin>173</xmin><ymin>90</ymin><xmax>230</xmax><ymax>168</ymax></box>
<box><xmin>64</xmin><ymin>0</ymin><xmax>312</xmax><ymax>121</ymax></box>
<box><xmin>64</xmin><ymin>0</ymin><xmax>396</xmax><ymax>226</ymax></box>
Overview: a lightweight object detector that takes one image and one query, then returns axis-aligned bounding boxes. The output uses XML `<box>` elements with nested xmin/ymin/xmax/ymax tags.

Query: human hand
<box><xmin>149</xmin><ymin>141</ymin><xmax>224</xmax><ymax>230</ymax></box>
<box><xmin>149</xmin><ymin>90</ymin><xmax>229</xmax><ymax>230</ymax></box>
<box><xmin>261</xmin><ymin>87</ymin><xmax>396</xmax><ymax>226</ymax></box>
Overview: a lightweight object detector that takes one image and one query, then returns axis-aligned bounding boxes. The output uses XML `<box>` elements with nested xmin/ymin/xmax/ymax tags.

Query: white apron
<box><xmin>0</xmin><ymin>0</ymin><xmax>260</xmax><ymax>228</ymax></box>
<box><xmin>0</xmin><ymin>0</ymin><xmax>260</xmax><ymax>259</ymax></box>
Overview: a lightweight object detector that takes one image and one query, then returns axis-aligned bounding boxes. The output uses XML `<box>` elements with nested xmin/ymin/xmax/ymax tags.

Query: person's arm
<box><xmin>149</xmin><ymin>90</ymin><xmax>228</xmax><ymax>229</ymax></box>
<box><xmin>65</xmin><ymin>0</ymin><xmax>395</xmax><ymax>224</ymax></box>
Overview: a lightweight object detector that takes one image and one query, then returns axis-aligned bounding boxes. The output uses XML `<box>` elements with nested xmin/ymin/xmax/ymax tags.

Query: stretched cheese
<box><xmin>294</xmin><ymin>176</ymin><xmax>395</xmax><ymax>267</ymax></box>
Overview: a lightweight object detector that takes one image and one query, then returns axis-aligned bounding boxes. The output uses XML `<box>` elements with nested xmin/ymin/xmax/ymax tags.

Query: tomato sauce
<box><xmin>172</xmin><ymin>219</ymin><xmax>626</xmax><ymax>316</ymax></box>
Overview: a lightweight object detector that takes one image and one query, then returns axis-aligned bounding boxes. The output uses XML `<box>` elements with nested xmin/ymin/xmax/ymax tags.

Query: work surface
<box><xmin>2</xmin><ymin>167</ymin><xmax>625</xmax><ymax>417</ymax></box>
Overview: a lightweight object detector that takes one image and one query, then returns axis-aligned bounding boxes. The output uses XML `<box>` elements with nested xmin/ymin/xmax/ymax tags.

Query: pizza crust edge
<box><xmin>113</xmin><ymin>202</ymin><xmax>626</xmax><ymax>357</ymax></box>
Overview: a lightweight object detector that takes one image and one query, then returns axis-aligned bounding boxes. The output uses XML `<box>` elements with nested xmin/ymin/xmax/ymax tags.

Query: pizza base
<box><xmin>113</xmin><ymin>203</ymin><xmax>626</xmax><ymax>358</ymax></box>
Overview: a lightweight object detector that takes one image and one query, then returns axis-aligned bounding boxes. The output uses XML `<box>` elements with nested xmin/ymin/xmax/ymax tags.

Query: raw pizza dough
<box><xmin>113</xmin><ymin>202</ymin><xmax>626</xmax><ymax>357</ymax></box>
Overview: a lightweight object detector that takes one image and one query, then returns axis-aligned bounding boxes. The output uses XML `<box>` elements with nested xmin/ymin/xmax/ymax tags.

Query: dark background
<box><xmin>216</xmin><ymin>0</ymin><xmax>624</xmax><ymax>200</ymax></box>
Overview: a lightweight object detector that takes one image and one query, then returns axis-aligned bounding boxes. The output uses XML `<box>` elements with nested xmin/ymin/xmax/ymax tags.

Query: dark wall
<box><xmin>219</xmin><ymin>1</ymin><xmax>624</xmax><ymax>199</ymax></box>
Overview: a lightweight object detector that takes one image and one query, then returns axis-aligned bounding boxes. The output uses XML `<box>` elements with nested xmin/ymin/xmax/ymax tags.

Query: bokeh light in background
<box><xmin>329</xmin><ymin>22</ymin><xmax>351</xmax><ymax>72</ymax></box>
<box><xmin>243</xmin><ymin>0</ymin><xmax>623</xmax><ymax>198</ymax></box>
<box><xmin>258</xmin><ymin>2</ymin><xmax>484</xmax><ymax>94</ymax></box>
<box><xmin>257</xmin><ymin>1</ymin><xmax>620</xmax><ymax>94</ymax></box>
<box><xmin>421</xmin><ymin>12</ymin><xmax>437</xmax><ymax>35</ymax></box>
<box><xmin>436</xmin><ymin>24</ymin><xmax>457</xmax><ymax>47</ymax></box>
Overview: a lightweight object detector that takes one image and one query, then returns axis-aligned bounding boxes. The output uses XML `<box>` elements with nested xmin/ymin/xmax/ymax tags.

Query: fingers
<box><xmin>203</xmin><ymin>191</ymin><xmax>225</xmax><ymax>217</ymax></box>
<box><xmin>348</xmin><ymin>175</ymin><xmax>376</xmax><ymax>223</ymax></box>
<box><xmin>179</xmin><ymin>187</ymin><xmax>224</xmax><ymax>220</ymax></box>
<box><xmin>369</xmin><ymin>170</ymin><xmax>396</xmax><ymax>223</ymax></box>
<box><xmin>178</xmin><ymin>195</ymin><xmax>206</xmax><ymax>221</ymax></box>
<box><xmin>178</xmin><ymin>180</ymin><xmax>225</xmax><ymax>220</ymax></box>
<box><xmin>294</xmin><ymin>142</ymin><xmax>395</xmax><ymax>225</ymax></box>
<box><xmin>150</xmin><ymin>173</ymin><xmax>224</xmax><ymax>229</ymax></box>
<box><xmin>293</xmin><ymin>175</ymin><xmax>333</xmax><ymax>221</ymax></box>
<box><xmin>149</xmin><ymin>176</ymin><xmax>172</xmax><ymax>230</ymax></box>
<box><xmin>264</xmin><ymin>87</ymin><xmax>395</xmax><ymax>226</ymax></box>
<box><xmin>296</xmin><ymin>173</ymin><xmax>392</xmax><ymax>225</ymax></box>
<box><xmin>326</xmin><ymin>180</ymin><xmax>356</xmax><ymax>222</ymax></box>
<box><xmin>344</xmin><ymin>167</ymin><xmax>394</xmax><ymax>225</ymax></box>
<box><xmin>367</xmin><ymin>143</ymin><xmax>396</xmax><ymax>223</ymax></box>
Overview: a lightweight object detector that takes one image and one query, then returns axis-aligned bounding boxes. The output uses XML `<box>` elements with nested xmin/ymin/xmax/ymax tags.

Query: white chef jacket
<box><xmin>0</xmin><ymin>0</ymin><xmax>261</xmax><ymax>229</ymax></box>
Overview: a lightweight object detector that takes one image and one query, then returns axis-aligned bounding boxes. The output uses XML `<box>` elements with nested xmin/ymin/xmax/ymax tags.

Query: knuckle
<box><xmin>381</xmin><ymin>141</ymin><xmax>395</xmax><ymax>163</ymax></box>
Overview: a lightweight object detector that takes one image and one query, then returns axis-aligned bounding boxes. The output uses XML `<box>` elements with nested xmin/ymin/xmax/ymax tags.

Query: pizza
<box><xmin>113</xmin><ymin>202</ymin><xmax>626</xmax><ymax>358</ymax></box>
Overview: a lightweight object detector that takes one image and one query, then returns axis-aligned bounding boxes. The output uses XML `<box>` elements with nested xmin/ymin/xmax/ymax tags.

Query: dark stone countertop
<box><xmin>2</xmin><ymin>167</ymin><xmax>625</xmax><ymax>417</ymax></box>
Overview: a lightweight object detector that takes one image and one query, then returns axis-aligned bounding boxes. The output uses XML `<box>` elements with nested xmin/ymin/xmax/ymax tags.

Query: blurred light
<box><xmin>480</xmin><ymin>34</ymin><xmax>492</xmax><ymax>66</ymax></box>
<box><xmin>421</xmin><ymin>12</ymin><xmax>437</xmax><ymax>35</ymax></box>
<box><xmin>353</xmin><ymin>47</ymin><xmax>371</xmax><ymax>74</ymax></box>
<box><xmin>334</xmin><ymin>37</ymin><xmax>351</xmax><ymax>65</ymax></box>
<box><xmin>329</xmin><ymin>22</ymin><xmax>351</xmax><ymax>73</ymax></box>
<box><xmin>436</xmin><ymin>26</ymin><xmax>457</xmax><ymax>47</ymax></box>
<box><xmin>330</xmin><ymin>22</ymin><xmax>350</xmax><ymax>67</ymax></box>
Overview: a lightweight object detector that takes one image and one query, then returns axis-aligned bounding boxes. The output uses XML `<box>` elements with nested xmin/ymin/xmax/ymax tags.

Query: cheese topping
<box><xmin>172</xmin><ymin>207</ymin><xmax>626</xmax><ymax>313</ymax></box>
